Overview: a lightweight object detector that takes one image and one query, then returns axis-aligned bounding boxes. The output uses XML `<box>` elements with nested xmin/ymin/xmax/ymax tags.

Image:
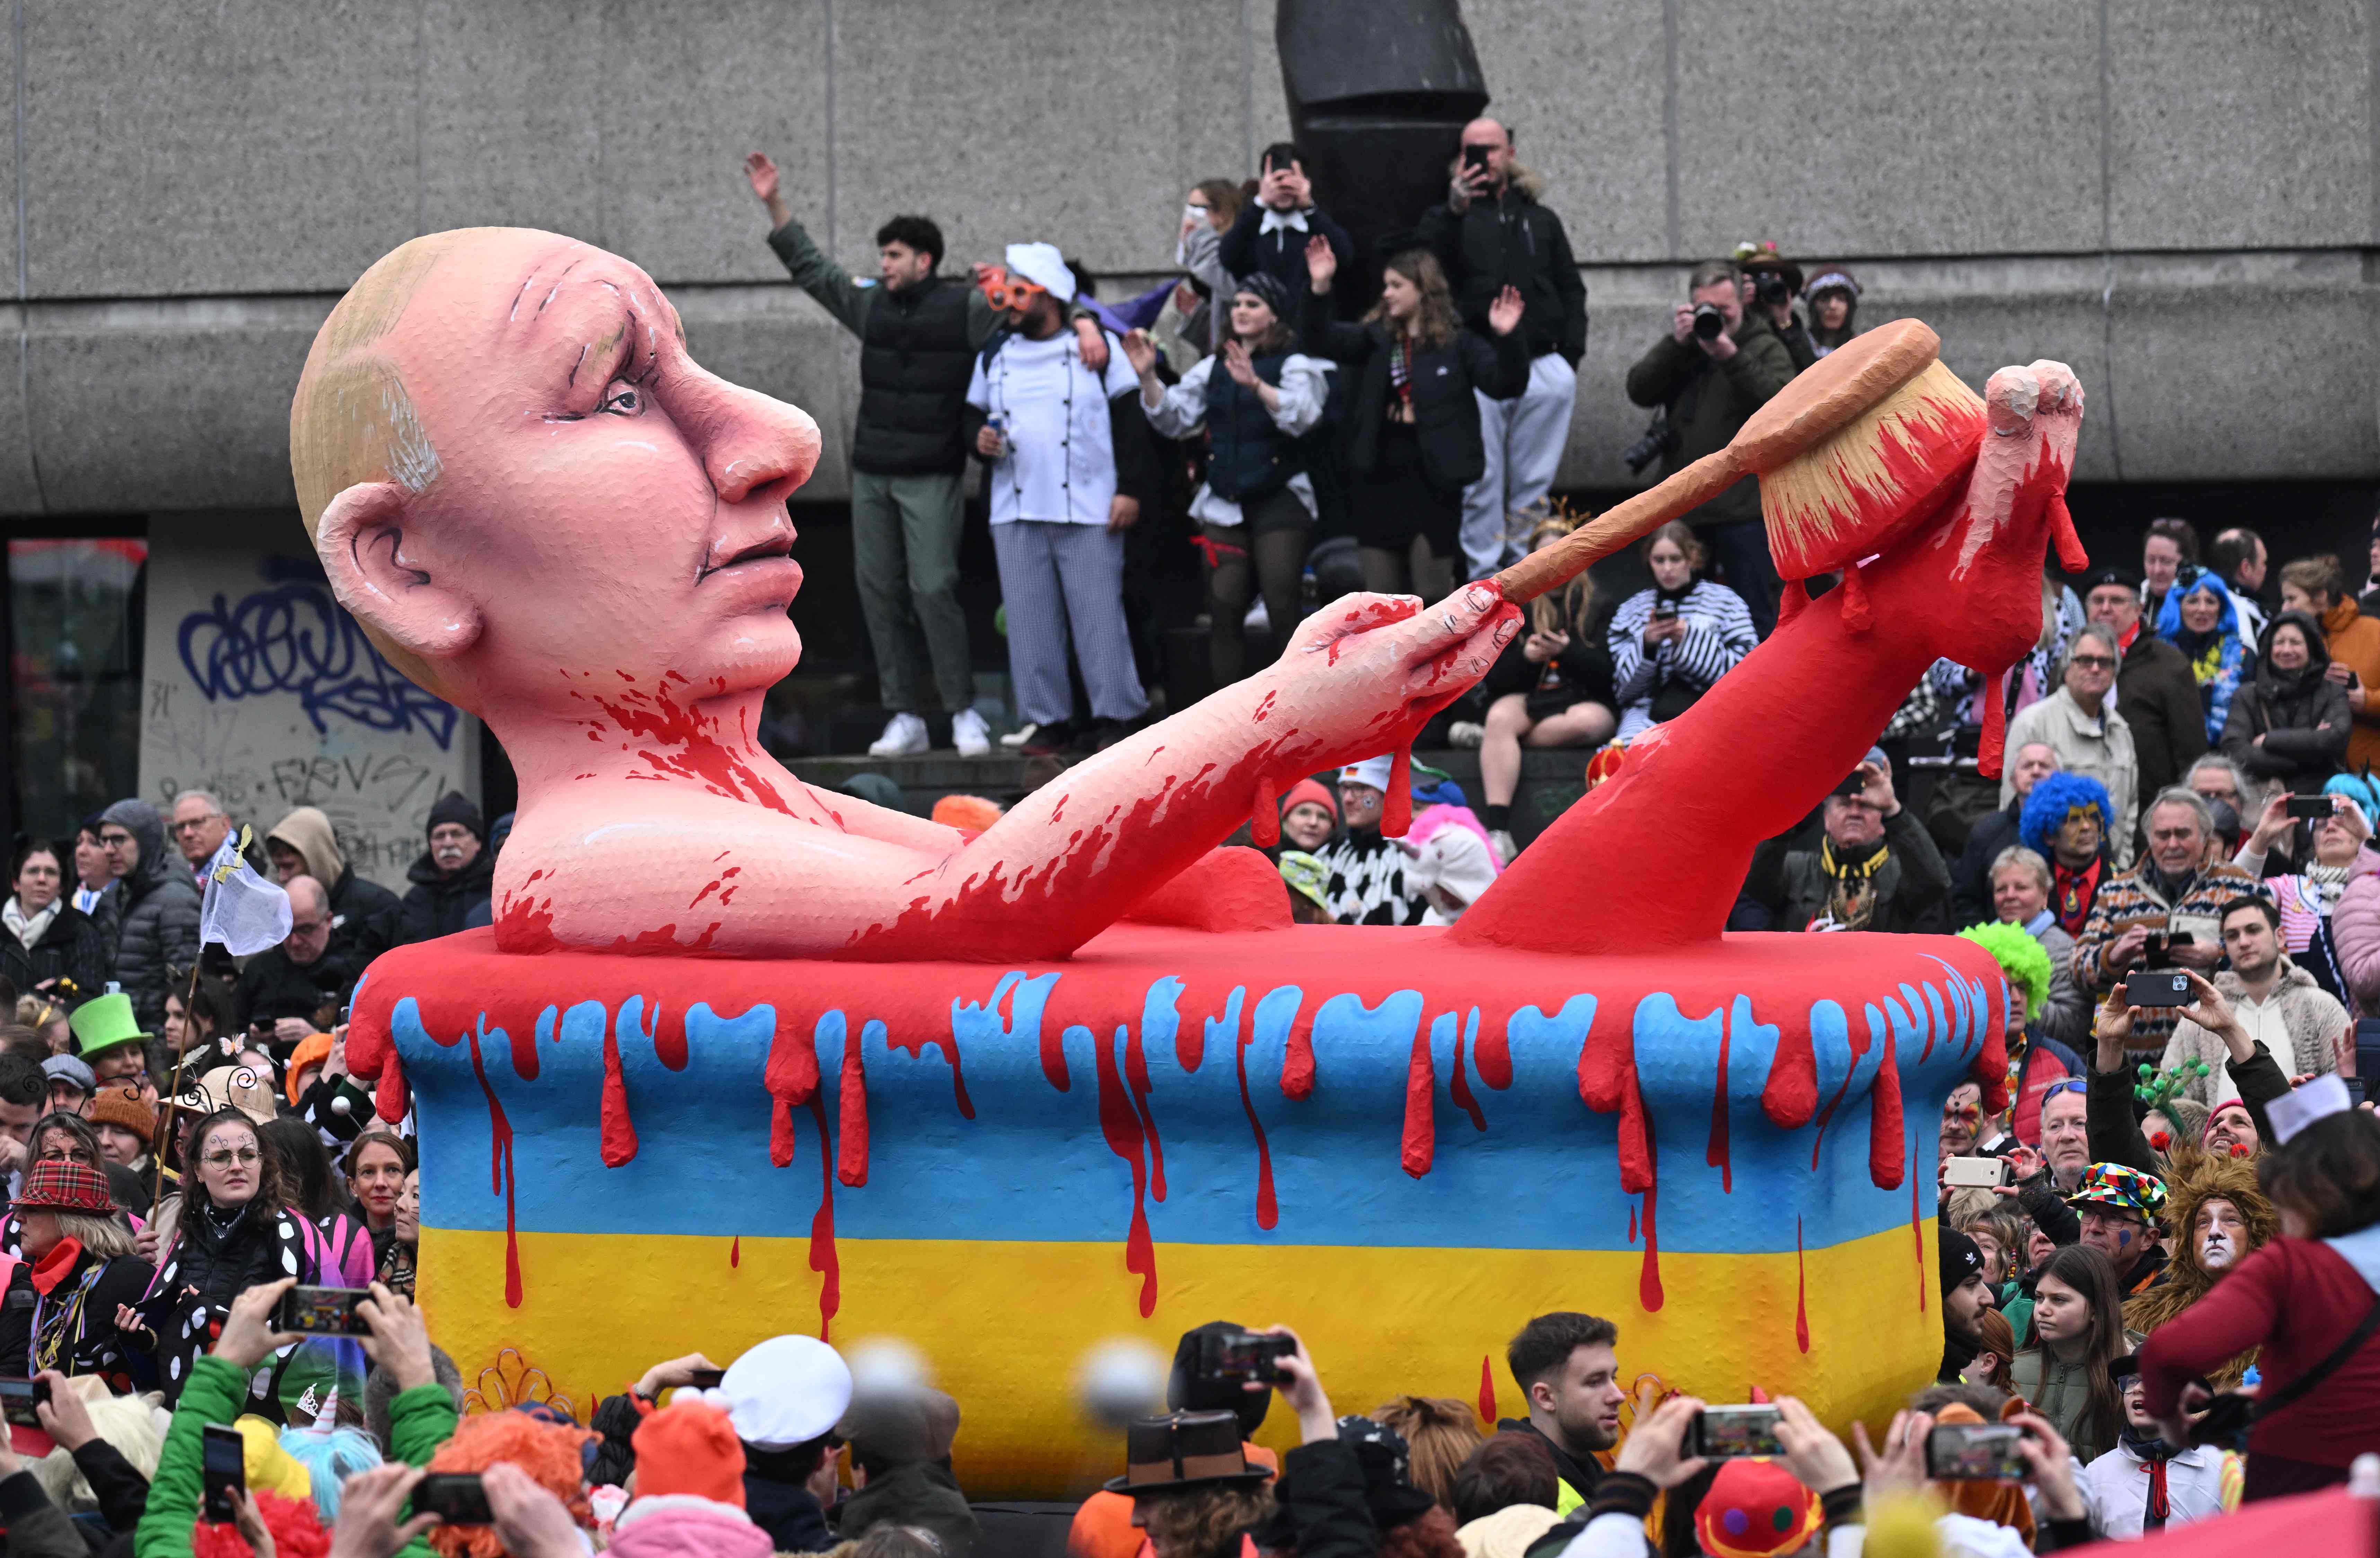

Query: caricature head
<box><xmin>293</xmin><ymin>229</ymin><xmax>823</xmax><ymax>722</ymax></box>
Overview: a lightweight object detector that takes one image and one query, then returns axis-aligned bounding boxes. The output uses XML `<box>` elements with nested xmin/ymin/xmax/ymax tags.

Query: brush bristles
<box><xmin>1762</xmin><ymin>360</ymin><xmax>1986</xmax><ymax>576</ymax></box>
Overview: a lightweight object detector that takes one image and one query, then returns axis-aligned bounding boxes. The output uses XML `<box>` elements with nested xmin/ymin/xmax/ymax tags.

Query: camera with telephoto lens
<box><xmin>1191</xmin><ymin>1329</ymin><xmax>1297</xmax><ymax>1389</ymax></box>
<box><xmin>1752</xmin><ymin>269</ymin><xmax>1792</xmax><ymax>307</ymax></box>
<box><xmin>1623</xmin><ymin>409</ymin><xmax>1681</xmax><ymax>475</ymax></box>
<box><xmin>1692</xmin><ymin>302</ymin><xmax>1726</xmax><ymax>340</ymax></box>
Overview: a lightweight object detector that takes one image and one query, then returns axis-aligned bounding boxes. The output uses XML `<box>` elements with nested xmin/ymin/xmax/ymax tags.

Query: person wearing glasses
<box><xmin>2001</xmin><ymin>623</ymin><xmax>2142</xmax><ymax>868</ymax></box>
<box><xmin>166</xmin><ymin>790</ymin><xmax>233</xmax><ymax>893</ymax></box>
<box><xmin>117</xmin><ymin>1103</ymin><xmax>321</xmax><ymax>1405</ymax></box>
<box><xmin>230</xmin><ymin>877</ymin><xmax>348</xmax><ymax>1054</ymax></box>
<box><xmin>92</xmin><ymin>800</ymin><xmax>200</xmax><ymax>1031</ymax></box>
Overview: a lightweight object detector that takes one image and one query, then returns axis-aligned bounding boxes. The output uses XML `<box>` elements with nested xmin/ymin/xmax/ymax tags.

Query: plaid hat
<box><xmin>2068</xmin><ymin>1162</ymin><xmax>2167</xmax><ymax>1218</ymax></box>
<box><xmin>41</xmin><ymin>1055</ymin><xmax>95</xmax><ymax>1096</ymax></box>
<box><xmin>1278</xmin><ymin>852</ymin><xmax>1330</xmax><ymax>914</ymax></box>
<box><xmin>15</xmin><ymin>1158</ymin><xmax>116</xmax><ymax>1214</ymax></box>
<box><xmin>87</xmin><ymin>1087</ymin><xmax>154</xmax><ymax>1147</ymax></box>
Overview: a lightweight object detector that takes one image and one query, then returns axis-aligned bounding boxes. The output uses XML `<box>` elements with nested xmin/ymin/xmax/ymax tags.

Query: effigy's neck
<box><xmin>500</xmin><ymin>683</ymin><xmax>798</xmax><ymax>813</ymax></box>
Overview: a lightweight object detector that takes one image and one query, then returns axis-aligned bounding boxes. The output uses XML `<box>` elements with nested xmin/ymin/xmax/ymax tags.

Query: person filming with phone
<box><xmin>2074</xmin><ymin>788</ymin><xmax>2260</xmax><ymax>1066</ymax></box>
<box><xmin>1622</xmin><ymin>259</ymin><xmax>1796</xmax><ymax>637</ymax></box>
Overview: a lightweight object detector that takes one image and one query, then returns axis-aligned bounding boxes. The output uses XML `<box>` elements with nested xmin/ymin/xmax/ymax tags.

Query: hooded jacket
<box><xmin>97</xmin><ymin>799</ymin><xmax>200</xmax><ymax>1028</ymax></box>
<box><xmin>610</xmin><ymin>1500</ymin><xmax>775</xmax><ymax>1558</ymax></box>
<box><xmin>2220</xmin><ymin>609</ymin><xmax>2349</xmax><ymax>790</ymax></box>
<box><xmin>2157</xmin><ymin>572</ymin><xmax>2253</xmax><ymax>744</ymax></box>
<box><xmin>2124</xmin><ymin>1145</ymin><xmax>2276</xmax><ymax>1388</ymax></box>
<box><xmin>838</xmin><ymin>1461</ymin><xmax>980</xmax><ymax>1558</ymax></box>
<box><xmin>266</xmin><ymin>807</ymin><xmax>401</xmax><ymax>983</ymax></box>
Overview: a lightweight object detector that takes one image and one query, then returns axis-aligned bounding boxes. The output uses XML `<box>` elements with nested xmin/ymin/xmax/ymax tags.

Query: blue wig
<box><xmin>278</xmin><ymin>1425</ymin><xmax>382</xmax><ymax>1523</ymax></box>
<box><xmin>2020</xmin><ymin>771</ymin><xmax>2115</xmax><ymax>856</ymax></box>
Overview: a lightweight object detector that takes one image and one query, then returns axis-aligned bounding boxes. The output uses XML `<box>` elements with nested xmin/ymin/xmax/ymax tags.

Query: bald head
<box><xmin>283</xmin><ymin>874</ymin><xmax>332</xmax><ymax>966</ymax></box>
<box><xmin>1457</xmin><ymin>118</ymin><xmax>1515</xmax><ymax>193</ymax></box>
<box><xmin>296</xmin><ymin>227</ymin><xmax>820</xmax><ymax>725</ymax></box>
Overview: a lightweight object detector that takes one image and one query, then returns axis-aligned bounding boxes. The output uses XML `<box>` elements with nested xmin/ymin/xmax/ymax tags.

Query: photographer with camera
<box><xmin>1622</xmin><ymin>260</ymin><xmax>1796</xmax><ymax>638</ymax></box>
<box><xmin>1742</xmin><ymin>750</ymin><xmax>1951</xmax><ymax>934</ymax></box>
<box><xmin>2073</xmin><ymin>788</ymin><xmax>2261</xmax><ymax>1066</ymax></box>
<box><xmin>1734</xmin><ymin>242</ymin><xmax>1819</xmax><ymax>371</ymax></box>
<box><xmin>1413</xmin><ymin>118</ymin><xmax>1587</xmax><ymax>582</ymax></box>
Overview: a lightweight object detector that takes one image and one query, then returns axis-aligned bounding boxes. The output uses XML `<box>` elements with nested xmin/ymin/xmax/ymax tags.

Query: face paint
<box><xmin>2200</xmin><ymin>1227</ymin><xmax>2235</xmax><ymax>1269</ymax></box>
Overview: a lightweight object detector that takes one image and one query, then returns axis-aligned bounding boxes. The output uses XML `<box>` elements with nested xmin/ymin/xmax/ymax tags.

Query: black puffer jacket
<box><xmin>1302</xmin><ymin>307</ymin><xmax>1528</xmax><ymax>495</ymax></box>
<box><xmin>0</xmin><ymin>900</ymin><xmax>111</xmax><ymax>999</ymax></box>
<box><xmin>2221</xmin><ymin>609</ymin><xmax>2352</xmax><ymax>793</ymax></box>
<box><xmin>1411</xmin><ymin>173</ymin><xmax>1588</xmax><ymax>364</ymax></box>
<box><xmin>98</xmin><ymin>800</ymin><xmax>200</xmax><ymax>1029</ymax></box>
<box><xmin>140</xmin><ymin>1197</ymin><xmax>313</xmax><ymax>1404</ymax></box>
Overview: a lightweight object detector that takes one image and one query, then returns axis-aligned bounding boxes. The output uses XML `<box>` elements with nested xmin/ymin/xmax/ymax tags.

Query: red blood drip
<box><xmin>1628</xmin><ymin>1203</ymin><xmax>1638</xmax><ymax>1243</ymax></box>
<box><xmin>1251</xmin><ymin>774</ymin><xmax>1280</xmax><ymax>848</ymax></box>
<box><xmin>2047</xmin><ymin>492</ymin><xmax>2089</xmax><ymax>573</ymax></box>
<box><xmin>1579</xmin><ymin>1021</ymin><xmax>1654</xmax><ymax>1196</ymax></box>
<box><xmin>591</xmin><ymin>684</ymin><xmax>798</xmax><ymax>816</ymax></box>
<box><xmin>765</xmin><ymin>1013</ymin><xmax>822</xmax><ymax>1168</ymax></box>
<box><xmin>887</xmin><ymin>1030</ymin><xmax>976</xmax><ymax>1119</ymax></box>
<box><xmin>1477</xmin><ymin>1355</ymin><xmax>1497</xmax><ymax>1422</ymax></box>
<box><xmin>1869</xmin><ymin>1029</ymin><xmax>1906</xmax><ymax>1191</ymax></box>
<box><xmin>1448</xmin><ymin>1013</ymin><xmax>1486</xmax><ymax>1133</ymax></box>
<box><xmin>1972</xmin><ymin>1027</ymin><xmax>2011</xmax><ymax>1115</ymax></box>
<box><xmin>1383</xmin><ymin>748</ymin><xmax>1414</xmax><ymax>837</ymax></box>
<box><xmin>806</xmin><ymin>1094</ymin><xmax>839</xmax><ymax>1339</ymax></box>
<box><xmin>837</xmin><ymin>1030</ymin><xmax>869</xmax><ymax>1188</ymax></box>
<box><xmin>1911</xmin><ymin>1157</ymin><xmax>1926</xmax><ymax>1313</ymax></box>
<box><xmin>1473</xmin><ymin>1021</ymin><xmax>1512</xmax><ymax>1090</ymax></box>
<box><xmin>1778</xmin><ymin>577</ymin><xmax>1811</xmax><ymax>629</ymax></box>
<box><xmin>1838</xmin><ymin>563</ymin><xmax>1872</xmax><ymax>631</ymax></box>
<box><xmin>1125</xmin><ymin>1023</ymin><xmax>1165</xmax><ymax>1202</ymax></box>
<box><xmin>1761</xmin><ymin>1023</ymin><xmax>1818</xmax><ymax>1128</ymax></box>
<box><xmin>600</xmin><ymin>1024</ymin><xmax>638</xmax><ymax>1169</ymax></box>
<box><xmin>730</xmin><ymin>1235</ymin><xmax>740</xmax><ymax>1269</ymax></box>
<box><xmin>1233</xmin><ymin>1014</ymin><xmax>1278</xmax><ymax>1230</ymax></box>
<box><xmin>464</xmin><ymin>1027</ymin><xmax>522</xmax><ymax>1309</ymax></box>
<box><xmin>505</xmin><ymin>1019</ymin><xmax>540</xmax><ymax>1082</ymax></box>
<box><xmin>1401</xmin><ymin>1025</ymin><xmax>1435</xmax><ymax>1178</ymax></box>
<box><xmin>653</xmin><ymin>1005</ymin><xmax>688</xmax><ymax>1072</ymax></box>
<box><xmin>1708</xmin><ymin>1010</ymin><xmax>1733</xmax><ymax>1193</ymax></box>
<box><xmin>1092</xmin><ymin>1025</ymin><xmax>1158</xmax><ymax>1317</ymax></box>
<box><xmin>1253</xmin><ymin>688</ymin><xmax>1277</xmax><ymax>723</ymax></box>
<box><xmin>1176</xmin><ymin>1005</ymin><xmax>1205</xmax><ymax>1074</ymax></box>
<box><xmin>1794</xmin><ymin>1219</ymin><xmax>1810</xmax><ymax>1353</ymax></box>
<box><xmin>1639</xmin><ymin>1177</ymin><xmax>1664</xmax><ymax>1312</ymax></box>
<box><xmin>1280</xmin><ymin>1015</ymin><xmax>1316</xmax><ymax>1100</ymax></box>
<box><xmin>1977</xmin><ymin>670</ymin><xmax>2009</xmax><ymax>782</ymax></box>
<box><xmin>374</xmin><ymin>1049</ymin><xmax>409</xmax><ymax>1128</ymax></box>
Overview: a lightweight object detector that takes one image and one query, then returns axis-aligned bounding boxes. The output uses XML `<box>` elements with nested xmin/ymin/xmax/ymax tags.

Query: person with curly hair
<box><xmin>1956</xmin><ymin>919</ymin><xmax>2083</xmax><ymax>1147</ymax></box>
<box><xmin>2019</xmin><ymin>771</ymin><xmax>2117</xmax><ymax>938</ymax></box>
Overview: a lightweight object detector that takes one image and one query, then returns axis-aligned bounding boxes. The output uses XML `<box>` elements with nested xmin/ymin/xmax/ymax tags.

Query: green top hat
<box><xmin>70</xmin><ymin>991</ymin><xmax>151</xmax><ymax>1059</ymax></box>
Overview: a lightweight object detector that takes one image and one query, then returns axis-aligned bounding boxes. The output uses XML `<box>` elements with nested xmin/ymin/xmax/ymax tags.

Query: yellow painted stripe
<box><xmin>417</xmin><ymin>1222</ymin><xmax>1940</xmax><ymax>1498</ymax></box>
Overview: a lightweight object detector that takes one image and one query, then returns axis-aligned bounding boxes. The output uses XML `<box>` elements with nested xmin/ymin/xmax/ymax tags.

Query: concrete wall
<box><xmin>4</xmin><ymin>0</ymin><xmax>2375</xmax><ymax>516</ymax></box>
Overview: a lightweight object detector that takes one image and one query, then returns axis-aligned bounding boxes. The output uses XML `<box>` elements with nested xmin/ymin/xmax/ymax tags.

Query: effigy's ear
<box><xmin>314</xmin><ymin>481</ymin><xmax>482</xmax><ymax>664</ymax></box>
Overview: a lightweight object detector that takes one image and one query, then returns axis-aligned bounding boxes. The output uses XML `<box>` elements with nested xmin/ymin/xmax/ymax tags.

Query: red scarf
<box><xmin>29</xmin><ymin>1238</ymin><xmax>82</xmax><ymax>1296</ymax></box>
<box><xmin>2052</xmin><ymin>856</ymin><xmax>2104</xmax><ymax>937</ymax></box>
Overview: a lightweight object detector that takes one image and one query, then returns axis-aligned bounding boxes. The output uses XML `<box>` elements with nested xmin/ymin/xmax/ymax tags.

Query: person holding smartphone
<box><xmin>1215</xmin><ymin>143</ymin><xmax>1351</xmax><ymax>308</ymax></box>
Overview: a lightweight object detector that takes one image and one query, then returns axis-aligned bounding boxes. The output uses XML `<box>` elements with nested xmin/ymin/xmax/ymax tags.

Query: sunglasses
<box><xmin>2041</xmin><ymin>1079</ymin><xmax>2088</xmax><ymax>1100</ymax></box>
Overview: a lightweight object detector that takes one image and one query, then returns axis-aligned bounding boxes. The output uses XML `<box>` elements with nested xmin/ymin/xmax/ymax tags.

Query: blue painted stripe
<box><xmin>398</xmin><ymin>960</ymin><xmax>1985</xmax><ymax>1257</ymax></box>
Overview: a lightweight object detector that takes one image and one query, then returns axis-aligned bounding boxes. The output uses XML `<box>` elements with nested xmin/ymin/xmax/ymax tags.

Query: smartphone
<box><xmin>1651</xmin><ymin>601</ymin><xmax>1680</xmax><ymax>621</ymax></box>
<box><xmin>686</xmin><ymin>1368</ymin><xmax>725</xmax><ymax>1389</ymax></box>
<box><xmin>1462</xmin><ymin>143</ymin><xmax>1492</xmax><ymax>173</ymax></box>
<box><xmin>1832</xmin><ymin>772</ymin><xmax>1867</xmax><ymax>799</ymax></box>
<box><xmin>1925</xmin><ymin>1421</ymin><xmax>2028</xmax><ymax>1480</ymax></box>
<box><xmin>1942</xmin><ymin>1155</ymin><xmax>2010</xmax><ymax>1189</ymax></box>
<box><xmin>2125</xmin><ymin>970</ymin><xmax>2194</xmax><ymax>1008</ymax></box>
<box><xmin>1192</xmin><ymin>1329</ymin><xmax>1298</xmax><ymax>1389</ymax></box>
<box><xmin>0</xmin><ymin>1377</ymin><xmax>47</xmax><ymax>1429</ymax></box>
<box><xmin>415</xmin><ymin>1473</ymin><xmax>493</xmax><ymax>1525</ymax></box>
<box><xmin>2288</xmin><ymin>795</ymin><xmax>2335</xmax><ymax>821</ymax></box>
<box><xmin>275</xmin><ymin>1285</ymin><xmax>372</xmax><ymax>1336</ymax></box>
<box><xmin>1689</xmin><ymin>1404</ymin><xmax>1784</xmax><ymax>1459</ymax></box>
<box><xmin>202</xmin><ymin>1423</ymin><xmax>246</xmax><ymax>1523</ymax></box>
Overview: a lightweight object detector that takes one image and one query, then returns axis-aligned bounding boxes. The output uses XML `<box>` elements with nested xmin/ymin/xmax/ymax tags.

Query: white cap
<box><xmin>702</xmin><ymin>1334</ymin><xmax>852</xmax><ymax>1449</ymax></box>
<box><xmin>1003</xmin><ymin>242</ymin><xmax>1076</xmax><ymax>303</ymax></box>
<box><xmin>1339</xmin><ymin>755</ymin><xmax>1393</xmax><ymax>794</ymax></box>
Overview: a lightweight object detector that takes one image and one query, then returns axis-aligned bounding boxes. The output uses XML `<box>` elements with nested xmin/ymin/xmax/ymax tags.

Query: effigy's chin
<box><xmin>350</xmin><ymin>920</ymin><xmax>2003</xmax><ymax>1493</ymax></box>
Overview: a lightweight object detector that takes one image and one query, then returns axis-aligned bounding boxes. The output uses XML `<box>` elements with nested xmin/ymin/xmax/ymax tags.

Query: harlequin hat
<box><xmin>13</xmin><ymin>1158</ymin><xmax>116</xmax><ymax>1214</ymax></box>
<box><xmin>1692</xmin><ymin>1458</ymin><xmax>1821</xmax><ymax>1558</ymax></box>
<box><xmin>68</xmin><ymin>992</ymin><xmax>150</xmax><ymax>1060</ymax></box>
<box><xmin>2066</xmin><ymin>1161</ymin><xmax>2167</xmax><ymax>1218</ymax></box>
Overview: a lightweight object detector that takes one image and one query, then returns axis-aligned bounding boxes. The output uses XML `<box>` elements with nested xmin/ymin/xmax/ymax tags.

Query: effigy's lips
<box><xmin>353</xmin><ymin>921</ymin><xmax>2004</xmax><ymax>1495</ymax></box>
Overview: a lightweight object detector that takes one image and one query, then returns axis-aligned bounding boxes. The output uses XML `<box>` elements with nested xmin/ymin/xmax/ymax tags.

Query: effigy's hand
<box><xmin>1262</xmin><ymin>584</ymin><xmax>1520</xmax><ymax>763</ymax></box>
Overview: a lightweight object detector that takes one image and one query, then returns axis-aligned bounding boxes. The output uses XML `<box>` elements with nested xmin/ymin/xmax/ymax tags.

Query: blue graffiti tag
<box><xmin>178</xmin><ymin>556</ymin><xmax>460</xmax><ymax>749</ymax></box>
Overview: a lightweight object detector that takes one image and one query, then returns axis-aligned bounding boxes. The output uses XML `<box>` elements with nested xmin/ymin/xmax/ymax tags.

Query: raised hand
<box><xmin>213</xmin><ymin>1278</ymin><xmax>298</xmax><ymax>1369</ymax></box>
<box><xmin>1264</xmin><ymin>584</ymin><xmax>1522</xmax><ymax>766</ymax></box>
<box><xmin>1120</xmin><ymin>328</ymin><xmax>1160</xmax><ymax>380</ymax></box>
<box><xmin>1613</xmin><ymin>1396</ymin><xmax>1709</xmax><ymax>1489</ymax></box>
<box><xmin>1487</xmin><ymin>284</ymin><xmax>1525</xmax><ymax>336</ymax></box>
<box><xmin>742</xmin><ymin>152</ymin><xmax>779</xmax><ymax>204</ymax></box>
<box><xmin>1305</xmin><ymin>234</ymin><xmax>1337</xmax><ymax>292</ymax></box>
<box><xmin>1222</xmin><ymin>339</ymin><xmax>1259</xmax><ymax>388</ymax></box>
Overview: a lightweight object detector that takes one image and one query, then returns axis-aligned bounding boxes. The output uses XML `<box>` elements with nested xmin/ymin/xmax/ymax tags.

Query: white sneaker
<box><xmin>867</xmin><ymin>712</ymin><xmax>928</xmax><ymax>757</ymax></box>
<box><xmin>999</xmin><ymin>721</ymin><xmax>1040</xmax><ymax>750</ymax></box>
<box><xmin>1243</xmin><ymin>597</ymin><xmax>1270</xmax><ymax>632</ymax></box>
<box><xmin>952</xmin><ymin>708</ymin><xmax>992</xmax><ymax>758</ymax></box>
<box><xmin>1489</xmin><ymin>828</ymin><xmax>1517</xmax><ymax>866</ymax></box>
<box><xmin>1448</xmin><ymin>720</ymin><xmax>1486</xmax><ymax>750</ymax></box>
